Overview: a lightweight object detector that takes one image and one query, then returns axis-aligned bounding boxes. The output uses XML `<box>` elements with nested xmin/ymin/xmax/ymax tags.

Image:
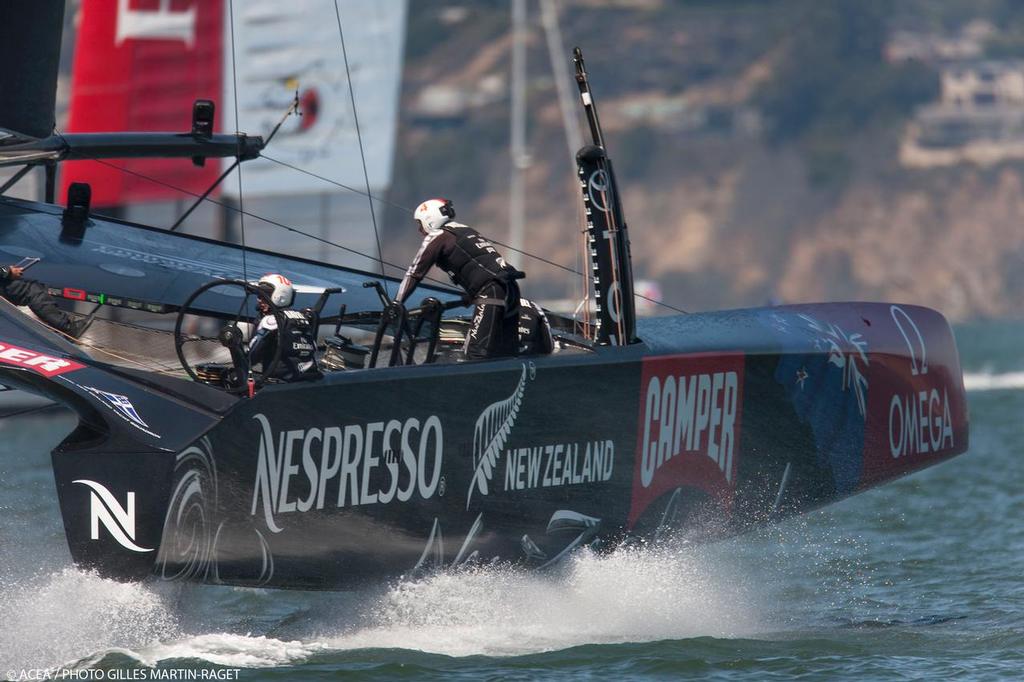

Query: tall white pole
<box><xmin>508</xmin><ymin>0</ymin><xmax>529</xmax><ymax>262</ymax></box>
<box><xmin>541</xmin><ymin>0</ymin><xmax>587</xmax><ymax>314</ymax></box>
<box><xmin>540</xmin><ymin>0</ymin><xmax>583</xmax><ymax>163</ymax></box>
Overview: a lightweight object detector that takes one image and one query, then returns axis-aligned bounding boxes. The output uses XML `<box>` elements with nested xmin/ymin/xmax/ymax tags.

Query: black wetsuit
<box><xmin>0</xmin><ymin>266</ymin><xmax>82</xmax><ymax>337</ymax></box>
<box><xmin>248</xmin><ymin>310</ymin><xmax>320</xmax><ymax>381</ymax></box>
<box><xmin>517</xmin><ymin>298</ymin><xmax>554</xmax><ymax>356</ymax></box>
<box><xmin>397</xmin><ymin>223</ymin><xmax>521</xmax><ymax>360</ymax></box>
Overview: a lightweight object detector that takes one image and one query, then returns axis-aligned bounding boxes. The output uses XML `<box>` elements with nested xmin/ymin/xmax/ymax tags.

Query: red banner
<box><xmin>0</xmin><ymin>341</ymin><xmax>84</xmax><ymax>377</ymax></box>
<box><xmin>628</xmin><ymin>353</ymin><xmax>745</xmax><ymax>528</ymax></box>
<box><xmin>59</xmin><ymin>0</ymin><xmax>224</xmax><ymax>207</ymax></box>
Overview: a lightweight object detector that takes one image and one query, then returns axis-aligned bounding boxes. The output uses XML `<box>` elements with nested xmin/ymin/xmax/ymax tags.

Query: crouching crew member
<box><xmin>249</xmin><ymin>273</ymin><xmax>320</xmax><ymax>381</ymax></box>
<box><xmin>517</xmin><ymin>298</ymin><xmax>554</xmax><ymax>356</ymax></box>
<box><xmin>0</xmin><ymin>264</ymin><xmax>90</xmax><ymax>338</ymax></box>
<box><xmin>396</xmin><ymin>198</ymin><xmax>525</xmax><ymax>360</ymax></box>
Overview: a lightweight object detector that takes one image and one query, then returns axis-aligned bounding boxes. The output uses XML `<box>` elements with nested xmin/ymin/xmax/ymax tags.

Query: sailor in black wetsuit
<box><xmin>517</xmin><ymin>297</ymin><xmax>554</xmax><ymax>356</ymax></box>
<box><xmin>397</xmin><ymin>198</ymin><xmax>522</xmax><ymax>360</ymax></box>
<box><xmin>0</xmin><ymin>264</ymin><xmax>89</xmax><ymax>338</ymax></box>
<box><xmin>248</xmin><ymin>273</ymin><xmax>320</xmax><ymax>381</ymax></box>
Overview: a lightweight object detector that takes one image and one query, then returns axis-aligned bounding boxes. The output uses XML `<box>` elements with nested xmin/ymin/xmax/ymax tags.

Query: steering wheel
<box><xmin>174</xmin><ymin>279</ymin><xmax>287</xmax><ymax>393</ymax></box>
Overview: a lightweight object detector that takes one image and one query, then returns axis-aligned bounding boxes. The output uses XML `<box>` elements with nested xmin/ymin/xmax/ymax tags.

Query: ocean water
<box><xmin>1</xmin><ymin>320</ymin><xmax>1022</xmax><ymax>680</ymax></box>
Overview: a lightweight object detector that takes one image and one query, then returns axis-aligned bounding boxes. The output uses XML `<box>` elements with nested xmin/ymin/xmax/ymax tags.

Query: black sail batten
<box><xmin>572</xmin><ymin>48</ymin><xmax>639</xmax><ymax>346</ymax></box>
<box><xmin>0</xmin><ymin>0</ymin><xmax>65</xmax><ymax>139</ymax></box>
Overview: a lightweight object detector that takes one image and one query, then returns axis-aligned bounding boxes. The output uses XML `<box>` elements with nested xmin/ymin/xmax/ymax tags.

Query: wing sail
<box><xmin>0</xmin><ymin>0</ymin><xmax>65</xmax><ymax>139</ymax></box>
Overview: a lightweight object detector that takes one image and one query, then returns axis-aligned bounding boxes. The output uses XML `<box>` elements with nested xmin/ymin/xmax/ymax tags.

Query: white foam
<box><xmin>0</xmin><ymin>543</ymin><xmax>767</xmax><ymax>668</ymax></box>
<box><xmin>963</xmin><ymin>370</ymin><xmax>1024</xmax><ymax>392</ymax></box>
<box><xmin>0</xmin><ymin>568</ymin><xmax>319</xmax><ymax>670</ymax></box>
<box><xmin>133</xmin><ymin>634</ymin><xmax>324</xmax><ymax>668</ymax></box>
<box><xmin>325</xmin><ymin>544</ymin><xmax>765</xmax><ymax>657</ymax></box>
<box><xmin>0</xmin><ymin>568</ymin><xmax>180</xmax><ymax>670</ymax></box>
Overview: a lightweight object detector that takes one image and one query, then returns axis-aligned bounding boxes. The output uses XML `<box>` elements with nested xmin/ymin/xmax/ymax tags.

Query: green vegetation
<box><xmin>756</xmin><ymin>0</ymin><xmax>938</xmax><ymax>185</ymax></box>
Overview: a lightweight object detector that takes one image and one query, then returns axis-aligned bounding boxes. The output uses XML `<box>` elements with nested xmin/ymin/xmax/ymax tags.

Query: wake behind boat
<box><xmin>0</xmin><ymin>1</ymin><xmax>968</xmax><ymax>590</ymax></box>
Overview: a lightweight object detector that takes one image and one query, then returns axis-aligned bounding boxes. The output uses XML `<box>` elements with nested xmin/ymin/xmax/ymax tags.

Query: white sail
<box><xmin>221</xmin><ymin>0</ymin><xmax>407</xmax><ymax>197</ymax></box>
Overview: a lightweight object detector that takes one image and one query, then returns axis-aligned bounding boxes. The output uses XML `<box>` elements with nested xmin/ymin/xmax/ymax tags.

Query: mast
<box><xmin>541</xmin><ymin>0</ymin><xmax>589</xmax><ymax>333</ymax></box>
<box><xmin>572</xmin><ymin>48</ymin><xmax>639</xmax><ymax>346</ymax></box>
<box><xmin>508</xmin><ymin>0</ymin><xmax>530</xmax><ymax>261</ymax></box>
<box><xmin>0</xmin><ymin>0</ymin><xmax>64</xmax><ymax>140</ymax></box>
<box><xmin>541</xmin><ymin>0</ymin><xmax>584</xmax><ymax>168</ymax></box>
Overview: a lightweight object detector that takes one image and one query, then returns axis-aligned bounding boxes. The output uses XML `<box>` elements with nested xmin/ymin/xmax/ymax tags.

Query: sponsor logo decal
<box><xmin>74</xmin><ymin>479</ymin><xmax>154</xmax><ymax>553</ymax></box>
<box><xmin>467</xmin><ymin>362</ymin><xmax>616</xmax><ymax>507</ymax></box>
<box><xmin>503</xmin><ymin>441</ymin><xmax>615</xmax><ymax>492</ymax></box>
<box><xmin>116</xmin><ymin>0</ymin><xmax>197</xmax><ymax>46</ymax></box>
<box><xmin>252</xmin><ymin>413</ymin><xmax>444</xmax><ymax>533</ymax></box>
<box><xmin>888</xmin><ymin>387</ymin><xmax>954</xmax><ymax>458</ymax></box>
<box><xmin>628</xmin><ymin>354</ymin><xmax>745</xmax><ymax>528</ymax></box>
<box><xmin>640</xmin><ymin>360</ymin><xmax>740</xmax><ymax>486</ymax></box>
<box><xmin>587</xmin><ymin>169</ymin><xmax>611</xmax><ymax>213</ymax></box>
<box><xmin>860</xmin><ymin>306</ymin><xmax>965</xmax><ymax>487</ymax></box>
<box><xmin>56</xmin><ymin>377</ymin><xmax>161</xmax><ymax>439</ymax></box>
<box><xmin>91</xmin><ymin>243</ymin><xmax>239</xmax><ymax>281</ymax></box>
<box><xmin>886</xmin><ymin>306</ymin><xmax>953</xmax><ymax>459</ymax></box>
<box><xmin>0</xmin><ymin>341</ymin><xmax>83</xmax><ymax>377</ymax></box>
<box><xmin>80</xmin><ymin>385</ymin><xmax>161</xmax><ymax>439</ymax></box>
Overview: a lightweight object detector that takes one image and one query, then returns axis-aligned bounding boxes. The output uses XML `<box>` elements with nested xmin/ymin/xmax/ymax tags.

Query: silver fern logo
<box><xmin>466</xmin><ymin>362</ymin><xmax>534</xmax><ymax>509</ymax></box>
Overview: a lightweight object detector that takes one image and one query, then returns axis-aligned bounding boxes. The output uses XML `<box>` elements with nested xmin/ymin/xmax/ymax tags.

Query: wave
<box><xmin>1</xmin><ymin>543</ymin><xmax>767</xmax><ymax>669</ymax></box>
<box><xmin>131</xmin><ymin>633</ymin><xmax>324</xmax><ymax>668</ymax></box>
<box><xmin>963</xmin><ymin>371</ymin><xmax>1024</xmax><ymax>392</ymax></box>
<box><xmin>0</xmin><ymin>568</ymin><xmax>180</xmax><ymax>670</ymax></box>
<box><xmin>324</xmin><ymin>544</ymin><xmax>765</xmax><ymax>658</ymax></box>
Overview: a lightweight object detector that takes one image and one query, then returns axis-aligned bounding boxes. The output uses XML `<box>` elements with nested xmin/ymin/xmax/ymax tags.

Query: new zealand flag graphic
<box><xmin>769</xmin><ymin>312</ymin><xmax>868</xmax><ymax>495</ymax></box>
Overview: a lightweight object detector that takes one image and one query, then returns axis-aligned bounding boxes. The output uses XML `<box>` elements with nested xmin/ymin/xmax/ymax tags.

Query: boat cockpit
<box><xmin>157</xmin><ymin>277</ymin><xmax>594</xmax><ymax>394</ymax></box>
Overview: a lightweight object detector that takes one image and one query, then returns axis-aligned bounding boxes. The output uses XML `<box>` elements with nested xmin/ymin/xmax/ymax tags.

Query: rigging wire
<box><xmin>166</xmin><ymin>96</ymin><xmax>296</xmax><ymax>232</ymax></box>
<box><xmin>258</xmin><ymin>154</ymin><xmax>688</xmax><ymax>314</ymax></box>
<box><xmin>261</xmin><ymin>155</ymin><xmax>588</xmax><ymax>277</ymax></box>
<box><xmin>169</xmin><ymin>99</ymin><xmax>298</xmax><ymax>234</ymax></box>
<box><xmin>333</xmin><ymin>1</ymin><xmax>389</xmax><ymax>299</ymax></box>
<box><xmin>39</xmin><ymin>25</ymin><xmax>685</xmax><ymax>316</ymax></box>
<box><xmin>227</xmin><ymin>0</ymin><xmax>249</xmax><ymax>285</ymax></box>
<box><xmin>261</xmin><ymin>154</ymin><xmax>409</xmax><ymax>213</ymax></box>
<box><xmin>169</xmin><ymin>159</ymin><xmax>238</xmax><ymax>233</ymax></box>
<box><xmin>48</xmin><ymin>141</ymin><xmax>685</xmax><ymax>314</ymax></box>
<box><xmin>83</xmin><ymin>161</ymin><xmax>384</xmax><ymax>263</ymax></box>
<box><xmin>49</xmin><ymin>156</ymin><xmax>456</xmax><ymax>290</ymax></box>
<box><xmin>70</xmin><ymin>151</ymin><xmax>686</xmax><ymax>316</ymax></box>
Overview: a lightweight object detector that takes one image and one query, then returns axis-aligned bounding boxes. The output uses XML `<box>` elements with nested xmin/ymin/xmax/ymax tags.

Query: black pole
<box><xmin>44</xmin><ymin>161</ymin><xmax>56</xmax><ymax>203</ymax></box>
<box><xmin>573</xmin><ymin>47</ymin><xmax>605</xmax><ymax>149</ymax></box>
<box><xmin>571</xmin><ymin>47</ymin><xmax>639</xmax><ymax>346</ymax></box>
<box><xmin>0</xmin><ymin>165</ymin><xmax>33</xmax><ymax>196</ymax></box>
<box><xmin>169</xmin><ymin>158</ymin><xmax>240</xmax><ymax>232</ymax></box>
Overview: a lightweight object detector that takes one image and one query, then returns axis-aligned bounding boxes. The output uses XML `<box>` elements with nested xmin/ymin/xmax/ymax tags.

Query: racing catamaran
<box><xmin>0</xmin><ymin>1</ymin><xmax>968</xmax><ymax>589</ymax></box>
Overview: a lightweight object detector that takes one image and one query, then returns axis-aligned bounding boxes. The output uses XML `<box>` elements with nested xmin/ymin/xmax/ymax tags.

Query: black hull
<box><xmin>38</xmin><ymin>301</ymin><xmax>968</xmax><ymax>590</ymax></box>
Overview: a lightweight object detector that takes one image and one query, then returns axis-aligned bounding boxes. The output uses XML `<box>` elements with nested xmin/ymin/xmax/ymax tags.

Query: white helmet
<box><xmin>413</xmin><ymin>198</ymin><xmax>455</xmax><ymax>235</ymax></box>
<box><xmin>258</xmin><ymin>273</ymin><xmax>295</xmax><ymax>307</ymax></box>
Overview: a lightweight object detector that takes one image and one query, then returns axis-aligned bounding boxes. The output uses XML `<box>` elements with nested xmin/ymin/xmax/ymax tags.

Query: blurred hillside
<box><xmin>382</xmin><ymin>0</ymin><xmax>1024</xmax><ymax>321</ymax></box>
